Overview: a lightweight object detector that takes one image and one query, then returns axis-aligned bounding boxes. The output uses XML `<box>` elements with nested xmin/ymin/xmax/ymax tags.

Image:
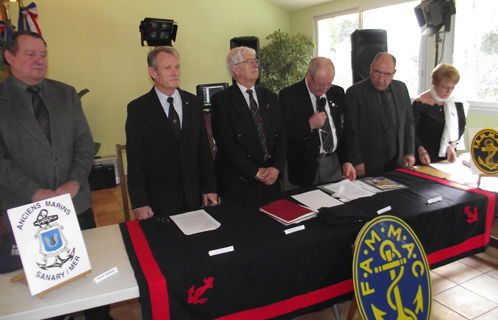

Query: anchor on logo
<box><xmin>188</xmin><ymin>277</ymin><xmax>214</xmax><ymax>305</ymax></box>
<box><xmin>371</xmin><ymin>240</ymin><xmax>421</xmax><ymax>319</ymax></box>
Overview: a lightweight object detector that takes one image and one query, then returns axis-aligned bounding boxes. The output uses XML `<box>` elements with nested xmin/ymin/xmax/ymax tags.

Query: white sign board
<box><xmin>7</xmin><ymin>194</ymin><xmax>91</xmax><ymax>296</ymax></box>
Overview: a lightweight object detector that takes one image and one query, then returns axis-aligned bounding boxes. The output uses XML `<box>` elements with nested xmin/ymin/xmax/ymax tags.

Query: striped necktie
<box><xmin>247</xmin><ymin>89</ymin><xmax>268</xmax><ymax>161</ymax></box>
<box><xmin>316</xmin><ymin>96</ymin><xmax>333</xmax><ymax>153</ymax></box>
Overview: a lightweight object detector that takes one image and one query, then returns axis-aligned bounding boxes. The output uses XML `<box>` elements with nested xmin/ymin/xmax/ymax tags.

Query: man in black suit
<box><xmin>280</xmin><ymin>57</ymin><xmax>355</xmax><ymax>189</ymax></box>
<box><xmin>126</xmin><ymin>46</ymin><xmax>217</xmax><ymax>220</ymax></box>
<box><xmin>345</xmin><ymin>52</ymin><xmax>415</xmax><ymax>177</ymax></box>
<box><xmin>211</xmin><ymin>46</ymin><xmax>286</xmax><ymax>201</ymax></box>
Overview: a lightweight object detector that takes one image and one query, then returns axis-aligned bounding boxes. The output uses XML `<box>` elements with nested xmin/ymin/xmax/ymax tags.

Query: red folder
<box><xmin>260</xmin><ymin>199</ymin><xmax>315</xmax><ymax>225</ymax></box>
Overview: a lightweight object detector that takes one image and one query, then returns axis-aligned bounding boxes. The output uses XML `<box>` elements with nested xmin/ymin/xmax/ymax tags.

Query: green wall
<box><xmin>9</xmin><ymin>0</ymin><xmax>290</xmax><ymax>156</ymax></box>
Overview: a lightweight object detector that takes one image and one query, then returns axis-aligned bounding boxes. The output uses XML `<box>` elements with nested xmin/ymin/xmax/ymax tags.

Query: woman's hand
<box><xmin>419</xmin><ymin>149</ymin><xmax>431</xmax><ymax>165</ymax></box>
<box><xmin>447</xmin><ymin>145</ymin><xmax>457</xmax><ymax>162</ymax></box>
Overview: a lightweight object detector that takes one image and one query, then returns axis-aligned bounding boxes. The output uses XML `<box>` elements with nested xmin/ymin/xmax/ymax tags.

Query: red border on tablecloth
<box><xmin>398</xmin><ymin>168</ymin><xmax>496</xmax><ymax>265</ymax></box>
<box><xmin>126</xmin><ymin>220</ymin><xmax>170</xmax><ymax>320</ymax></box>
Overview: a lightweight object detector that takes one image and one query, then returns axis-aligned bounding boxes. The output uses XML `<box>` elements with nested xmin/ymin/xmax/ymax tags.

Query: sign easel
<box><xmin>7</xmin><ymin>194</ymin><xmax>92</xmax><ymax>297</ymax></box>
<box><xmin>11</xmin><ymin>269</ymin><xmax>91</xmax><ymax>299</ymax></box>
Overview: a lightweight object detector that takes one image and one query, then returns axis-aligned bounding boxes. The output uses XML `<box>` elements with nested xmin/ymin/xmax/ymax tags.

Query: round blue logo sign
<box><xmin>353</xmin><ymin>215</ymin><xmax>432</xmax><ymax>320</ymax></box>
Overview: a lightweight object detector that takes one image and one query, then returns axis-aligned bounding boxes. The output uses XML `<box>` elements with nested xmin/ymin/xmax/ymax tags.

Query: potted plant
<box><xmin>259</xmin><ymin>30</ymin><xmax>315</xmax><ymax>94</ymax></box>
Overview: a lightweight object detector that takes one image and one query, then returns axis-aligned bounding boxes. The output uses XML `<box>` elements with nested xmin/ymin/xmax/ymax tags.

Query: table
<box><xmin>121</xmin><ymin>169</ymin><xmax>496</xmax><ymax>320</ymax></box>
<box><xmin>0</xmin><ymin>225</ymin><xmax>139</xmax><ymax>320</ymax></box>
<box><xmin>0</xmin><ymin>169</ymin><xmax>495</xmax><ymax>320</ymax></box>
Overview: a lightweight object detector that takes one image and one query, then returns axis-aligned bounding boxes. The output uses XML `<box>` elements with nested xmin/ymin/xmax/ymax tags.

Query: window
<box><xmin>317</xmin><ymin>12</ymin><xmax>358</xmax><ymax>91</ymax></box>
<box><xmin>453</xmin><ymin>0</ymin><xmax>498</xmax><ymax>103</ymax></box>
<box><xmin>316</xmin><ymin>1</ymin><xmax>422</xmax><ymax>97</ymax></box>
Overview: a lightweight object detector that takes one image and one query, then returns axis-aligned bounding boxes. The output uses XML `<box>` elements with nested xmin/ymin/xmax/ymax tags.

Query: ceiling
<box><xmin>263</xmin><ymin>0</ymin><xmax>334</xmax><ymax>12</ymax></box>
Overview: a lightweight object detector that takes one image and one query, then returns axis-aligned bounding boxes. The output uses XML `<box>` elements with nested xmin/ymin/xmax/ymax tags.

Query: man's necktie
<box><xmin>316</xmin><ymin>96</ymin><xmax>334</xmax><ymax>154</ymax></box>
<box><xmin>381</xmin><ymin>89</ymin><xmax>396</xmax><ymax>159</ymax></box>
<box><xmin>167</xmin><ymin>97</ymin><xmax>181</xmax><ymax>140</ymax></box>
<box><xmin>27</xmin><ymin>86</ymin><xmax>51</xmax><ymax>144</ymax></box>
<box><xmin>247</xmin><ymin>89</ymin><xmax>268</xmax><ymax>161</ymax></box>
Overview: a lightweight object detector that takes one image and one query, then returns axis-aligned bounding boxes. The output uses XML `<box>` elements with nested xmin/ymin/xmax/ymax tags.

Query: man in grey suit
<box><xmin>345</xmin><ymin>52</ymin><xmax>415</xmax><ymax>177</ymax></box>
<box><xmin>0</xmin><ymin>31</ymin><xmax>111</xmax><ymax>320</ymax></box>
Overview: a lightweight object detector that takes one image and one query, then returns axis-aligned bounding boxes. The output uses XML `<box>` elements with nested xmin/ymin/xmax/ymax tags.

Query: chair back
<box><xmin>116</xmin><ymin>144</ymin><xmax>131</xmax><ymax>221</ymax></box>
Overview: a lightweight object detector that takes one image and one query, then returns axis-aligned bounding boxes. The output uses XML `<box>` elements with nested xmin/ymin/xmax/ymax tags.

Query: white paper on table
<box><xmin>320</xmin><ymin>179</ymin><xmax>375</xmax><ymax>202</ymax></box>
<box><xmin>291</xmin><ymin>189</ymin><xmax>344</xmax><ymax>211</ymax></box>
<box><xmin>430</xmin><ymin>160</ymin><xmax>472</xmax><ymax>175</ymax></box>
<box><xmin>170</xmin><ymin>210</ymin><xmax>221</xmax><ymax>235</ymax></box>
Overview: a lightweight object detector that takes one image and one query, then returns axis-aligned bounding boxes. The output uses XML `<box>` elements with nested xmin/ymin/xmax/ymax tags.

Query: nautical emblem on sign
<box><xmin>188</xmin><ymin>277</ymin><xmax>213</xmax><ymax>305</ymax></box>
<box><xmin>353</xmin><ymin>215</ymin><xmax>432</xmax><ymax>320</ymax></box>
<box><xmin>33</xmin><ymin>209</ymin><xmax>74</xmax><ymax>269</ymax></box>
<box><xmin>471</xmin><ymin>128</ymin><xmax>498</xmax><ymax>174</ymax></box>
<box><xmin>464</xmin><ymin>206</ymin><xmax>479</xmax><ymax>223</ymax></box>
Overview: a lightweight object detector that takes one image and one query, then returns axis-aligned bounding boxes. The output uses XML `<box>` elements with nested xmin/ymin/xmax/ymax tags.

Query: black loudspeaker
<box><xmin>229</xmin><ymin>36</ymin><xmax>260</xmax><ymax>85</ymax></box>
<box><xmin>351</xmin><ymin>29</ymin><xmax>388</xmax><ymax>84</ymax></box>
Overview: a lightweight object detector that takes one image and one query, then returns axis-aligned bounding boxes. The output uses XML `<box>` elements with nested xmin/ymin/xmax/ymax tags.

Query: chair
<box><xmin>116</xmin><ymin>144</ymin><xmax>131</xmax><ymax>221</ymax></box>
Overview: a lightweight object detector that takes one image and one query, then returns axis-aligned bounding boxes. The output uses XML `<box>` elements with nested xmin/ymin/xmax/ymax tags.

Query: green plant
<box><xmin>259</xmin><ymin>30</ymin><xmax>315</xmax><ymax>93</ymax></box>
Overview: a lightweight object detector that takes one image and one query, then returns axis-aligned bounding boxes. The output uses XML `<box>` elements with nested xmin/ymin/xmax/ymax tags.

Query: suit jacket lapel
<box><xmin>178</xmin><ymin>89</ymin><xmax>192</xmax><ymax>142</ymax></box>
<box><xmin>2</xmin><ymin>78</ymin><xmax>51</xmax><ymax>149</ymax></box>
<box><xmin>298</xmin><ymin>80</ymin><xmax>315</xmax><ymax>119</ymax></box>
<box><xmin>231</xmin><ymin>86</ymin><xmax>261</xmax><ymax>144</ymax></box>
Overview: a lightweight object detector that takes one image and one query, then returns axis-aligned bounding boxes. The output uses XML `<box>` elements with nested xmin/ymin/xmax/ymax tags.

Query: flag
<box><xmin>0</xmin><ymin>20</ymin><xmax>15</xmax><ymax>41</ymax></box>
<box><xmin>18</xmin><ymin>2</ymin><xmax>42</xmax><ymax>35</ymax></box>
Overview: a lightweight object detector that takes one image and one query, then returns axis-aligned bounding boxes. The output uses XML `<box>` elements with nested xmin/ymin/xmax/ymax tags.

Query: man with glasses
<box><xmin>280</xmin><ymin>57</ymin><xmax>355</xmax><ymax>189</ymax></box>
<box><xmin>211</xmin><ymin>46</ymin><xmax>286</xmax><ymax>201</ymax></box>
<box><xmin>344</xmin><ymin>52</ymin><xmax>415</xmax><ymax>177</ymax></box>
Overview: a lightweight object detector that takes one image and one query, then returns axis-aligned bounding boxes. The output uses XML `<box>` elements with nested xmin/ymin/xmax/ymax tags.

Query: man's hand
<box><xmin>203</xmin><ymin>193</ymin><xmax>219</xmax><ymax>206</ymax></box>
<box><xmin>342</xmin><ymin>162</ymin><xmax>356</xmax><ymax>181</ymax></box>
<box><xmin>309</xmin><ymin>111</ymin><xmax>327</xmax><ymax>130</ymax></box>
<box><xmin>354</xmin><ymin>163</ymin><xmax>365</xmax><ymax>177</ymax></box>
<box><xmin>255</xmin><ymin>167</ymin><xmax>268</xmax><ymax>181</ymax></box>
<box><xmin>258</xmin><ymin>167</ymin><xmax>279</xmax><ymax>185</ymax></box>
<box><xmin>31</xmin><ymin>188</ymin><xmax>58</xmax><ymax>202</ymax></box>
<box><xmin>404</xmin><ymin>155</ymin><xmax>415</xmax><ymax>168</ymax></box>
<box><xmin>55</xmin><ymin>181</ymin><xmax>80</xmax><ymax>198</ymax></box>
<box><xmin>134</xmin><ymin>206</ymin><xmax>154</xmax><ymax>220</ymax></box>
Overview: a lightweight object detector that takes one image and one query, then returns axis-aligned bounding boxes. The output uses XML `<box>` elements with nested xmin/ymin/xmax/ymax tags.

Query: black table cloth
<box><xmin>120</xmin><ymin>169</ymin><xmax>496</xmax><ymax>320</ymax></box>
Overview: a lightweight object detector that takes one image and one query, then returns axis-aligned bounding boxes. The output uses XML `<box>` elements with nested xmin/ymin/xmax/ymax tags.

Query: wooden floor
<box><xmin>91</xmin><ymin>183</ymin><xmax>134</xmax><ymax>227</ymax></box>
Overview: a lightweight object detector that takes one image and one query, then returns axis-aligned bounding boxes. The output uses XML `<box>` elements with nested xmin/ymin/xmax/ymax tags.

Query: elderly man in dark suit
<box><xmin>0</xmin><ymin>31</ymin><xmax>111</xmax><ymax>319</ymax></box>
<box><xmin>280</xmin><ymin>57</ymin><xmax>355</xmax><ymax>189</ymax></box>
<box><xmin>211</xmin><ymin>46</ymin><xmax>286</xmax><ymax>201</ymax></box>
<box><xmin>126</xmin><ymin>46</ymin><xmax>217</xmax><ymax>220</ymax></box>
<box><xmin>345</xmin><ymin>52</ymin><xmax>415</xmax><ymax>177</ymax></box>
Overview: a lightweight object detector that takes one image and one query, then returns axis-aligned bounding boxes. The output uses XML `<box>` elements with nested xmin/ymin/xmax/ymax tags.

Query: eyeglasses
<box><xmin>311</xmin><ymin>76</ymin><xmax>333</xmax><ymax>91</ymax></box>
<box><xmin>439</xmin><ymin>86</ymin><xmax>455</xmax><ymax>91</ymax></box>
<box><xmin>373</xmin><ymin>70</ymin><xmax>394</xmax><ymax>78</ymax></box>
<box><xmin>235</xmin><ymin>58</ymin><xmax>258</xmax><ymax>66</ymax></box>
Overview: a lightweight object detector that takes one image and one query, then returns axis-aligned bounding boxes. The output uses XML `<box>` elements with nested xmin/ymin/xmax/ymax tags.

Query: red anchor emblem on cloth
<box><xmin>188</xmin><ymin>277</ymin><xmax>214</xmax><ymax>304</ymax></box>
<box><xmin>464</xmin><ymin>206</ymin><xmax>479</xmax><ymax>224</ymax></box>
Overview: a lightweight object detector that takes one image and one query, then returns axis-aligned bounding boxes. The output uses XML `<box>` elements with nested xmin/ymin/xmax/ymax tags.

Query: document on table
<box><xmin>291</xmin><ymin>189</ymin><xmax>343</xmax><ymax>211</ymax></box>
<box><xmin>170</xmin><ymin>209</ymin><xmax>221</xmax><ymax>235</ymax></box>
<box><xmin>318</xmin><ymin>179</ymin><xmax>375</xmax><ymax>202</ymax></box>
<box><xmin>430</xmin><ymin>160</ymin><xmax>472</xmax><ymax>175</ymax></box>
